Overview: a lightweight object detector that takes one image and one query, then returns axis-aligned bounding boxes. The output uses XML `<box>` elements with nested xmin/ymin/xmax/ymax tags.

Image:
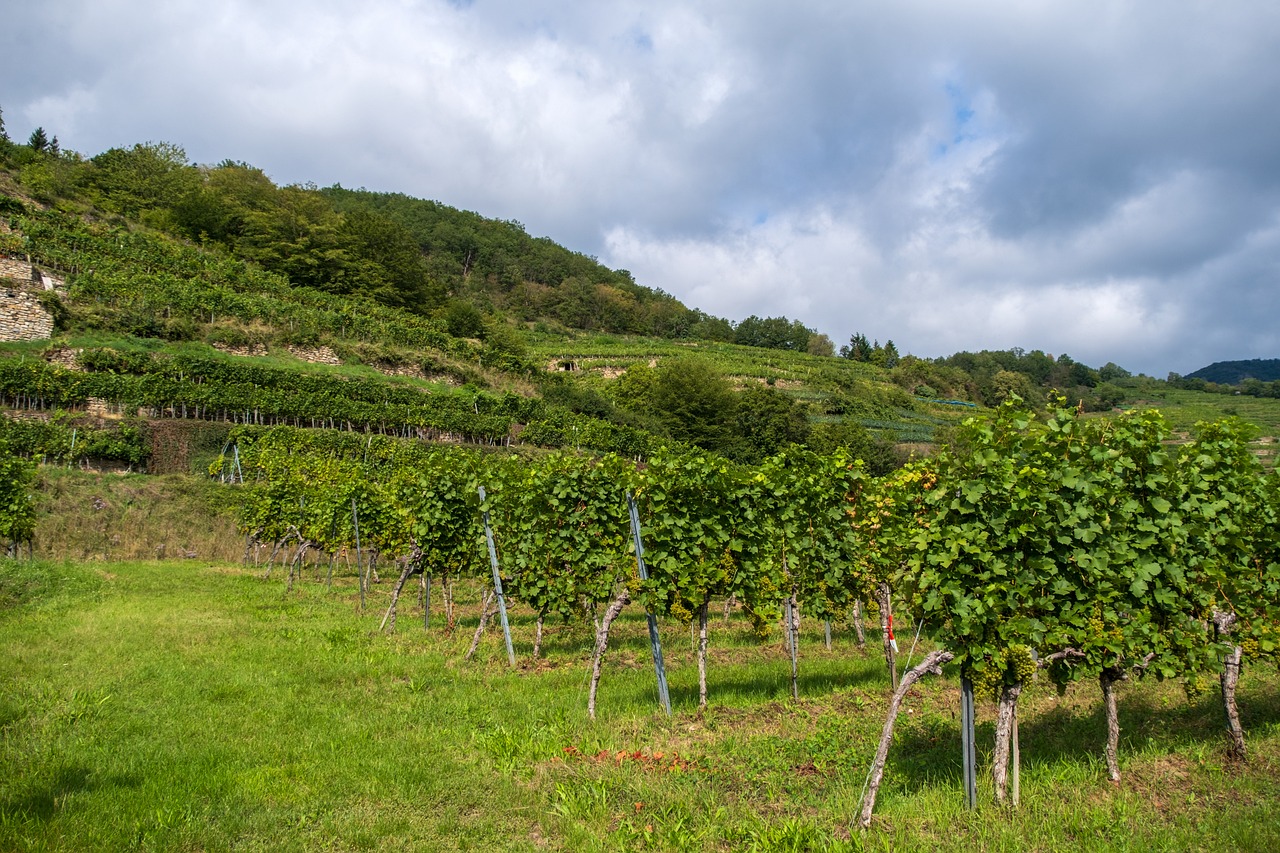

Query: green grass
<box><xmin>1</xmin><ymin>559</ymin><xmax>1277</xmax><ymax>851</ymax></box>
<box><xmin>1127</xmin><ymin>387</ymin><xmax>1280</xmax><ymax>437</ymax></box>
<box><xmin>31</xmin><ymin>468</ymin><xmax>243</xmax><ymax>563</ymax></box>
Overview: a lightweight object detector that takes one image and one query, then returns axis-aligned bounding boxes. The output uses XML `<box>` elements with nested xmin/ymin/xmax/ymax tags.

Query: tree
<box><xmin>691</xmin><ymin>313</ymin><xmax>735</xmax><ymax>342</ymax></box>
<box><xmin>1099</xmin><ymin>362</ymin><xmax>1131</xmax><ymax>382</ymax></box>
<box><xmin>806</xmin><ymin>333</ymin><xmax>835</xmax><ymax>357</ymax></box>
<box><xmin>871</xmin><ymin>339</ymin><xmax>900</xmax><ymax>368</ymax></box>
<box><xmin>649</xmin><ymin>357</ymin><xmax>737</xmax><ymax>453</ymax></box>
<box><xmin>27</xmin><ymin>127</ymin><xmax>48</xmax><ymax>153</ymax></box>
<box><xmin>734</xmin><ymin>315</ymin><xmax>812</xmax><ymax>351</ymax></box>
<box><xmin>725</xmin><ymin>385</ymin><xmax>810</xmax><ymax>463</ymax></box>
<box><xmin>809</xmin><ymin>420</ymin><xmax>899</xmax><ymax>476</ymax></box>
<box><xmin>443</xmin><ymin>299</ymin><xmax>486</xmax><ymax>338</ymax></box>
<box><xmin>989</xmin><ymin>369</ymin><xmax>1037</xmax><ymax>404</ymax></box>
<box><xmin>840</xmin><ymin>333</ymin><xmax>873</xmax><ymax>362</ymax></box>
<box><xmin>86</xmin><ymin>142</ymin><xmax>197</xmax><ymax>220</ymax></box>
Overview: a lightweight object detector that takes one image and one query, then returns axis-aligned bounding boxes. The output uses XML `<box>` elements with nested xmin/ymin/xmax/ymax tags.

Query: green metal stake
<box><xmin>628</xmin><ymin>492</ymin><xmax>671</xmax><ymax>716</ymax></box>
<box><xmin>478</xmin><ymin>486</ymin><xmax>516</xmax><ymax>667</ymax></box>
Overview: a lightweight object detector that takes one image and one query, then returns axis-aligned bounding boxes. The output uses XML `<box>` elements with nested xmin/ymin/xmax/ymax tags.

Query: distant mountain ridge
<box><xmin>1186</xmin><ymin>359</ymin><xmax>1280</xmax><ymax>384</ymax></box>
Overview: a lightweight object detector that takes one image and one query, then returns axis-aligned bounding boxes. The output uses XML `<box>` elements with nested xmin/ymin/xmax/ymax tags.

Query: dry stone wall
<box><xmin>1</xmin><ymin>288</ymin><xmax>54</xmax><ymax>342</ymax></box>
<box><xmin>211</xmin><ymin>342</ymin><xmax>269</xmax><ymax>357</ymax></box>
<box><xmin>0</xmin><ymin>257</ymin><xmax>34</xmax><ymax>281</ymax></box>
<box><xmin>287</xmin><ymin>344</ymin><xmax>343</xmax><ymax>365</ymax></box>
<box><xmin>1</xmin><ymin>256</ymin><xmax>56</xmax><ymax>342</ymax></box>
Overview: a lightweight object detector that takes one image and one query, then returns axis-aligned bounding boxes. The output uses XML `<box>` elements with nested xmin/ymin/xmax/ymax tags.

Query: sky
<box><xmin>4</xmin><ymin>1</ymin><xmax>1280</xmax><ymax>377</ymax></box>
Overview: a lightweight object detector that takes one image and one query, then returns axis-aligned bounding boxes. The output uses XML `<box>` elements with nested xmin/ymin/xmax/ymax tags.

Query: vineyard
<box><xmin>199</xmin><ymin>400</ymin><xmax>1280</xmax><ymax>819</ymax></box>
<box><xmin>2</xmin><ymin>397</ymin><xmax>1278</xmax><ymax>848</ymax></box>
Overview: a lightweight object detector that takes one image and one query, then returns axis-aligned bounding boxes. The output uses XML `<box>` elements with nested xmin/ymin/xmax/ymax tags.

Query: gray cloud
<box><xmin>4</xmin><ymin>0</ymin><xmax>1279</xmax><ymax>375</ymax></box>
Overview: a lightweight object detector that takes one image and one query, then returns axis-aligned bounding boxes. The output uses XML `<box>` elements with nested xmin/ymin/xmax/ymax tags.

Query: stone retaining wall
<box><xmin>287</xmin><ymin>344</ymin><xmax>343</xmax><ymax>365</ymax></box>
<box><xmin>0</xmin><ymin>256</ymin><xmax>34</xmax><ymax>281</ymax></box>
<box><xmin>0</xmin><ymin>288</ymin><xmax>54</xmax><ymax>341</ymax></box>
<box><xmin>212</xmin><ymin>342</ymin><xmax>270</xmax><ymax>357</ymax></box>
<box><xmin>46</xmin><ymin>347</ymin><xmax>83</xmax><ymax>370</ymax></box>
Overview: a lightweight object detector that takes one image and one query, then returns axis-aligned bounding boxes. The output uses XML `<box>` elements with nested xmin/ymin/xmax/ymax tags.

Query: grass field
<box><xmin>2</xmin><ymin>557</ymin><xmax>1278</xmax><ymax>852</ymax></box>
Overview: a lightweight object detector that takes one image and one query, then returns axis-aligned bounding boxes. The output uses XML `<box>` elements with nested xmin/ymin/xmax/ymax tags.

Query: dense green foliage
<box><xmin>0</xmin><ymin>412</ymin><xmax>148</xmax><ymax>467</ymax></box>
<box><xmin>225</xmin><ymin>401</ymin><xmax>1279</xmax><ymax>730</ymax></box>
<box><xmin>0</xmin><ymin>437</ymin><xmax>36</xmax><ymax>552</ymax></box>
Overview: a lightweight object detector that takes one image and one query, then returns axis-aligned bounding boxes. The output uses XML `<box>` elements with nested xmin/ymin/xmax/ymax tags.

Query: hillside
<box><xmin>0</xmin><ymin>135</ymin><xmax>946</xmax><ymax>473</ymax></box>
<box><xmin>2</xmin><ymin>131</ymin><xmax>1279</xmax><ymax>476</ymax></box>
<box><xmin>1186</xmin><ymin>358</ymin><xmax>1280</xmax><ymax>385</ymax></box>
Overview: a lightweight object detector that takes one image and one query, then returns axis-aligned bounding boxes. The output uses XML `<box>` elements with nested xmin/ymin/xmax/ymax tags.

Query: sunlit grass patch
<box><xmin>1</xmin><ymin>559</ymin><xmax>1277</xmax><ymax>851</ymax></box>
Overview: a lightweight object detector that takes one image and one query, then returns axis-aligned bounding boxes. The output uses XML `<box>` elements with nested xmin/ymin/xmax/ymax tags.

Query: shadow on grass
<box><xmin>886</xmin><ymin>680</ymin><xmax>1280</xmax><ymax>789</ymax></box>
<box><xmin>1</xmin><ymin>763</ymin><xmax>140</xmax><ymax>823</ymax></box>
<box><xmin>662</xmin><ymin>666</ymin><xmax>889</xmax><ymax>709</ymax></box>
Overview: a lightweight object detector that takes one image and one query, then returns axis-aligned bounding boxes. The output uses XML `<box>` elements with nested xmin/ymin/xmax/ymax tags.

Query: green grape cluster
<box><xmin>966</xmin><ymin>645</ymin><xmax>1037</xmax><ymax>702</ymax></box>
<box><xmin>669</xmin><ymin>601</ymin><xmax>694</xmax><ymax>625</ymax></box>
<box><xmin>1183</xmin><ymin>675</ymin><xmax>1210</xmax><ymax>700</ymax></box>
<box><xmin>971</xmin><ymin>669</ymin><xmax>1001</xmax><ymax>702</ymax></box>
<box><xmin>966</xmin><ymin>650</ymin><xmax>1006</xmax><ymax>702</ymax></box>
<box><xmin>1007</xmin><ymin>645</ymin><xmax>1037</xmax><ymax>683</ymax></box>
<box><xmin>1241</xmin><ymin>637</ymin><xmax>1260</xmax><ymax>662</ymax></box>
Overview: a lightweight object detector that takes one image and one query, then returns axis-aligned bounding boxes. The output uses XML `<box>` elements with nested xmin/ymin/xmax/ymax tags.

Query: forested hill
<box><xmin>0</xmin><ymin>135</ymin><xmax>718</xmax><ymax>339</ymax></box>
<box><xmin>320</xmin><ymin>186</ymin><xmax>707</xmax><ymax>337</ymax></box>
<box><xmin>1186</xmin><ymin>359</ymin><xmax>1280</xmax><ymax>384</ymax></box>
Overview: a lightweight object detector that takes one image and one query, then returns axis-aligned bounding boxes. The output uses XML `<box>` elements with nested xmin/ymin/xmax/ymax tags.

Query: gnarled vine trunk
<box><xmin>587</xmin><ymin>589</ymin><xmax>631</xmax><ymax>720</ymax></box>
<box><xmin>1213</xmin><ymin>610</ymin><xmax>1246</xmax><ymax>760</ymax></box>
<box><xmin>1100</xmin><ymin>666</ymin><xmax>1125</xmax><ymax>781</ymax></box>
<box><xmin>380</xmin><ymin>550</ymin><xmax>421</xmax><ymax>634</ymax></box>
<box><xmin>992</xmin><ymin>681</ymin><xmax>1023</xmax><ymax>803</ymax></box>
<box><xmin>875</xmin><ymin>582</ymin><xmax>896</xmax><ymax>689</ymax></box>
<box><xmin>464</xmin><ymin>588</ymin><xmax>496</xmax><ymax>661</ymax></box>
<box><xmin>858</xmin><ymin>650</ymin><xmax>955</xmax><ymax>830</ymax></box>
<box><xmin>852</xmin><ymin>598</ymin><xmax>866</xmax><ymax>648</ymax></box>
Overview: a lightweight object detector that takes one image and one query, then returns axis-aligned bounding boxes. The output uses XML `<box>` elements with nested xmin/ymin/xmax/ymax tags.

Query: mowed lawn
<box><xmin>2</xmin><ymin>559</ymin><xmax>1278</xmax><ymax>851</ymax></box>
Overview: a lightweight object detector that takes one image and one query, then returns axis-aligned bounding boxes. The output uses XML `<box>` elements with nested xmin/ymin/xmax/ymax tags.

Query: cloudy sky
<box><xmin>5</xmin><ymin>1</ymin><xmax>1279</xmax><ymax>376</ymax></box>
